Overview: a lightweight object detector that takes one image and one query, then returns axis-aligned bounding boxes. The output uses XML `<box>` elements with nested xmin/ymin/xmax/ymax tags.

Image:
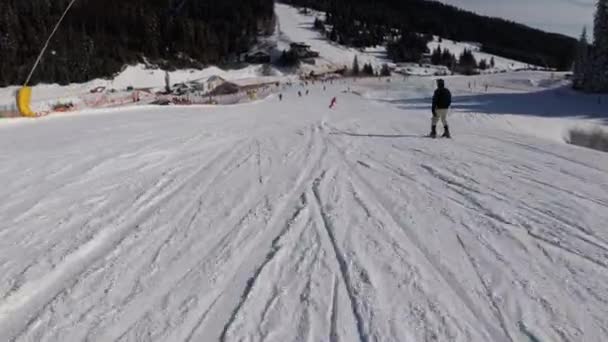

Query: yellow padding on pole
<box><xmin>17</xmin><ymin>87</ymin><xmax>36</xmax><ymax>117</ymax></box>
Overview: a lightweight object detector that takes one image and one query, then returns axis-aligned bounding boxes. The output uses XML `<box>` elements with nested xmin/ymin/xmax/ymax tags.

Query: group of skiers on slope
<box><xmin>278</xmin><ymin>80</ymin><xmax>337</xmax><ymax>108</ymax></box>
<box><xmin>278</xmin><ymin>78</ymin><xmax>452</xmax><ymax>138</ymax></box>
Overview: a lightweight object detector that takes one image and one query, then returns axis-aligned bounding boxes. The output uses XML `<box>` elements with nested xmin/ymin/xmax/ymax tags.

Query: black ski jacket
<box><xmin>432</xmin><ymin>87</ymin><xmax>452</xmax><ymax>111</ymax></box>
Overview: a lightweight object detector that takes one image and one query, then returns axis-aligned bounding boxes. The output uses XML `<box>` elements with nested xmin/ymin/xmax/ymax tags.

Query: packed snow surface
<box><xmin>1</xmin><ymin>3</ymin><xmax>608</xmax><ymax>342</ymax></box>
<box><xmin>1</xmin><ymin>72</ymin><xmax>608</xmax><ymax>341</ymax></box>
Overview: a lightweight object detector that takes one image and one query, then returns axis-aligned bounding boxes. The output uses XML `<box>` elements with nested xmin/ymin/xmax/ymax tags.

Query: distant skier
<box><xmin>306</xmin><ymin>89</ymin><xmax>310</xmax><ymax>96</ymax></box>
<box><xmin>279</xmin><ymin>93</ymin><xmax>283</xmax><ymax>101</ymax></box>
<box><xmin>165</xmin><ymin>71</ymin><xmax>171</xmax><ymax>94</ymax></box>
<box><xmin>430</xmin><ymin>79</ymin><xmax>452</xmax><ymax>138</ymax></box>
<box><xmin>329</xmin><ymin>97</ymin><xmax>337</xmax><ymax>109</ymax></box>
<box><xmin>298</xmin><ymin>91</ymin><xmax>302</xmax><ymax>97</ymax></box>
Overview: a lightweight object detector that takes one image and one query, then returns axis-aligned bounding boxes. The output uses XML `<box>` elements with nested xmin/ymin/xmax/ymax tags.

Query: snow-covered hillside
<box><xmin>274</xmin><ymin>3</ymin><xmax>390</xmax><ymax>72</ymax></box>
<box><xmin>1</xmin><ymin>3</ymin><xmax>608</xmax><ymax>342</ymax></box>
<box><xmin>274</xmin><ymin>3</ymin><xmax>538</xmax><ymax>75</ymax></box>
<box><xmin>427</xmin><ymin>37</ymin><xmax>535</xmax><ymax>71</ymax></box>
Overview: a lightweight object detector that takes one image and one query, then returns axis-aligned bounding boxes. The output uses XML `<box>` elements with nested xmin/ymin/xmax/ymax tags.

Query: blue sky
<box><xmin>437</xmin><ymin>0</ymin><xmax>595</xmax><ymax>38</ymax></box>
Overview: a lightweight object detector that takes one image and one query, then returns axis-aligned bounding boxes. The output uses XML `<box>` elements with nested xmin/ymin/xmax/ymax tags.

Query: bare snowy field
<box><xmin>1</xmin><ymin>74</ymin><xmax>608</xmax><ymax>341</ymax></box>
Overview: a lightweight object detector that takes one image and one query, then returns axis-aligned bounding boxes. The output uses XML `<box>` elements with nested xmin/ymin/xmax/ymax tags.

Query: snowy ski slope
<box><xmin>1</xmin><ymin>3</ymin><xmax>608</xmax><ymax>342</ymax></box>
<box><xmin>1</xmin><ymin>74</ymin><xmax>608</xmax><ymax>341</ymax></box>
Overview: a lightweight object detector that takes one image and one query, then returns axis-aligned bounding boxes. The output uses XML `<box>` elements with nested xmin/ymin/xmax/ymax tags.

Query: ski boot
<box><xmin>429</xmin><ymin>125</ymin><xmax>437</xmax><ymax>138</ymax></box>
<box><xmin>442</xmin><ymin>125</ymin><xmax>451</xmax><ymax>138</ymax></box>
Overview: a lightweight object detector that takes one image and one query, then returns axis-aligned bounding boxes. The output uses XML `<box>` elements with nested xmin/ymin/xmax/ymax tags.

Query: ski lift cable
<box><xmin>24</xmin><ymin>0</ymin><xmax>79</xmax><ymax>87</ymax></box>
<box><xmin>25</xmin><ymin>0</ymin><xmax>187</xmax><ymax>87</ymax></box>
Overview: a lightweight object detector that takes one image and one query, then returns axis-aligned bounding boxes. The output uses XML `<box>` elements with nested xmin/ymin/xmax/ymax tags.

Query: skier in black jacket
<box><xmin>431</xmin><ymin>79</ymin><xmax>452</xmax><ymax>138</ymax></box>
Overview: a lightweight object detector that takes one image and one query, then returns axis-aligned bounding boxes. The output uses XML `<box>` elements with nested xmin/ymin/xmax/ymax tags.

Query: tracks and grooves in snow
<box><xmin>2</xmin><ymin>77</ymin><xmax>608</xmax><ymax>341</ymax></box>
<box><xmin>331</xmin><ymin>120</ymin><xmax>608</xmax><ymax>340</ymax></box>
<box><xmin>218</xmin><ymin>193</ymin><xmax>309</xmax><ymax>342</ymax></box>
<box><xmin>427</xmin><ymin>141</ymin><xmax>608</xmax><ymax>273</ymax></box>
<box><xmin>413</xmin><ymin>149</ymin><xmax>608</xmax><ymax>277</ymax></box>
<box><xmin>325</xmin><ymin>132</ymin><xmax>512</xmax><ymax>342</ymax></box>
<box><xmin>6</xmin><ymin>140</ymin><xmax>250</xmax><ymax>338</ymax></box>
<box><xmin>0</xmin><ymin>138</ymin><xmax>248</xmax><ymax>339</ymax></box>
<box><xmin>329</xmin><ymin>276</ymin><xmax>340</xmax><ymax>342</ymax></box>
<box><xmin>456</xmin><ymin>235</ymin><xmax>515</xmax><ymax>342</ymax></box>
<box><xmin>94</xmin><ymin>128</ymin><xmax>318</xmax><ymax>341</ymax></box>
<box><xmin>96</xmin><ymin>148</ymin><xmax>273</xmax><ymax>340</ymax></box>
<box><xmin>198</xmin><ymin>123</ymin><xmax>329</xmax><ymax>341</ymax></box>
<box><xmin>311</xmin><ymin>169</ymin><xmax>368</xmax><ymax>342</ymax></box>
<box><xmin>524</xmin><ymin>226</ymin><xmax>608</xmax><ymax>270</ymax></box>
<box><xmin>217</xmin><ymin>121</ymin><xmax>393</xmax><ymax>341</ymax></box>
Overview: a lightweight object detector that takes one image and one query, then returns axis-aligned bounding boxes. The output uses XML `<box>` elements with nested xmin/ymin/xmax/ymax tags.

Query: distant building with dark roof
<box><xmin>289</xmin><ymin>43</ymin><xmax>320</xmax><ymax>59</ymax></box>
<box><xmin>245</xmin><ymin>51</ymin><xmax>271</xmax><ymax>64</ymax></box>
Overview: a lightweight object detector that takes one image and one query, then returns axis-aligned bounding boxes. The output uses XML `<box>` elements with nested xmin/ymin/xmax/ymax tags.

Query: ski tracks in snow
<box><xmin>0</xmin><ymin>137</ymin><xmax>249</xmax><ymax>338</ymax></box>
<box><xmin>1</xmin><ymin>81</ymin><xmax>608</xmax><ymax>341</ymax></box>
<box><xmin>325</xmin><ymin>121</ymin><xmax>608</xmax><ymax>341</ymax></box>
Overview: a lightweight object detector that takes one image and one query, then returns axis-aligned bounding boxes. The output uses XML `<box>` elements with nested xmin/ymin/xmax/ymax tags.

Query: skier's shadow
<box><xmin>330</xmin><ymin>130</ymin><xmax>422</xmax><ymax>138</ymax></box>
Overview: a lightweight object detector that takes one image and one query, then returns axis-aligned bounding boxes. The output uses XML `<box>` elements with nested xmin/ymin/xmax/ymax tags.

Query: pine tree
<box><xmin>362</xmin><ymin>63</ymin><xmax>374</xmax><ymax>76</ymax></box>
<box><xmin>314</xmin><ymin>17</ymin><xmax>325</xmax><ymax>31</ymax></box>
<box><xmin>352</xmin><ymin>55</ymin><xmax>360</xmax><ymax>75</ymax></box>
<box><xmin>329</xmin><ymin>28</ymin><xmax>338</xmax><ymax>42</ymax></box>
<box><xmin>591</xmin><ymin>0</ymin><xmax>608</xmax><ymax>91</ymax></box>
<box><xmin>458</xmin><ymin>49</ymin><xmax>477</xmax><ymax>68</ymax></box>
<box><xmin>457</xmin><ymin>49</ymin><xmax>478</xmax><ymax>75</ymax></box>
<box><xmin>380</xmin><ymin>63</ymin><xmax>391</xmax><ymax>76</ymax></box>
<box><xmin>431</xmin><ymin>46</ymin><xmax>442</xmax><ymax>65</ymax></box>
<box><xmin>478</xmin><ymin>59</ymin><xmax>488</xmax><ymax>70</ymax></box>
<box><xmin>573</xmin><ymin>27</ymin><xmax>589</xmax><ymax>90</ymax></box>
<box><xmin>441</xmin><ymin>50</ymin><xmax>455</xmax><ymax>68</ymax></box>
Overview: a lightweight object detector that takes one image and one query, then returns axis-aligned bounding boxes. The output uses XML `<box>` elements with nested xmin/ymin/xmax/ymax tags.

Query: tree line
<box><xmin>430</xmin><ymin>47</ymin><xmax>495</xmax><ymax>74</ymax></box>
<box><xmin>349</xmin><ymin>56</ymin><xmax>391</xmax><ymax>77</ymax></box>
<box><xmin>0</xmin><ymin>0</ymin><xmax>275</xmax><ymax>86</ymax></box>
<box><xmin>281</xmin><ymin>0</ymin><xmax>576</xmax><ymax>70</ymax></box>
<box><xmin>573</xmin><ymin>0</ymin><xmax>608</xmax><ymax>93</ymax></box>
